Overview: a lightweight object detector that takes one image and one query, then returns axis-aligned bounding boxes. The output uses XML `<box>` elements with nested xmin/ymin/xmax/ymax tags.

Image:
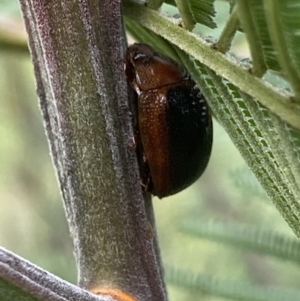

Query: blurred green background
<box><xmin>1</xmin><ymin>1</ymin><xmax>299</xmax><ymax>301</ymax></box>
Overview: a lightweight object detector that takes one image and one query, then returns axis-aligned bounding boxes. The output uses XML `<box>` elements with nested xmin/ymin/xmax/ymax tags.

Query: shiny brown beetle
<box><xmin>125</xmin><ymin>43</ymin><xmax>213</xmax><ymax>198</ymax></box>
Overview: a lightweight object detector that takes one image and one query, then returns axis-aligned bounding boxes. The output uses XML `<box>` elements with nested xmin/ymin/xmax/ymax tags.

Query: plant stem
<box><xmin>215</xmin><ymin>4</ymin><xmax>239</xmax><ymax>53</ymax></box>
<box><xmin>236</xmin><ymin>0</ymin><xmax>266</xmax><ymax>77</ymax></box>
<box><xmin>19</xmin><ymin>0</ymin><xmax>167</xmax><ymax>300</ymax></box>
<box><xmin>264</xmin><ymin>0</ymin><xmax>300</xmax><ymax>103</ymax></box>
<box><xmin>174</xmin><ymin>0</ymin><xmax>195</xmax><ymax>31</ymax></box>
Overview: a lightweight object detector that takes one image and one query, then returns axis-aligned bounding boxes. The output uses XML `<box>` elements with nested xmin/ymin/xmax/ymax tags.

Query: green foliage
<box><xmin>186</xmin><ymin>55</ymin><xmax>300</xmax><ymax>235</ymax></box>
<box><xmin>181</xmin><ymin>220</ymin><xmax>300</xmax><ymax>264</ymax></box>
<box><xmin>124</xmin><ymin>0</ymin><xmax>300</xmax><ymax>235</ymax></box>
<box><xmin>123</xmin><ymin>0</ymin><xmax>300</xmax><ymax>300</ymax></box>
<box><xmin>165</xmin><ymin>0</ymin><xmax>217</xmax><ymax>29</ymax></box>
<box><xmin>166</xmin><ymin>266</ymin><xmax>300</xmax><ymax>301</ymax></box>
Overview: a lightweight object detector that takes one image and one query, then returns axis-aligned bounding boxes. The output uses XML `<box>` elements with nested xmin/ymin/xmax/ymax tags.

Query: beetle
<box><xmin>125</xmin><ymin>43</ymin><xmax>213</xmax><ymax>198</ymax></box>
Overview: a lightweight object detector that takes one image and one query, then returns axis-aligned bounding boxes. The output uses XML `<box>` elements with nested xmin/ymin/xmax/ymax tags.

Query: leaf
<box><xmin>164</xmin><ymin>0</ymin><xmax>217</xmax><ymax>28</ymax></box>
<box><xmin>237</xmin><ymin>0</ymin><xmax>300</xmax><ymax>99</ymax></box>
<box><xmin>181</xmin><ymin>220</ymin><xmax>300</xmax><ymax>264</ymax></box>
<box><xmin>236</xmin><ymin>0</ymin><xmax>281</xmax><ymax>73</ymax></box>
<box><xmin>166</xmin><ymin>266</ymin><xmax>300</xmax><ymax>301</ymax></box>
<box><xmin>277</xmin><ymin>1</ymin><xmax>300</xmax><ymax>75</ymax></box>
<box><xmin>181</xmin><ymin>52</ymin><xmax>300</xmax><ymax>236</ymax></box>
